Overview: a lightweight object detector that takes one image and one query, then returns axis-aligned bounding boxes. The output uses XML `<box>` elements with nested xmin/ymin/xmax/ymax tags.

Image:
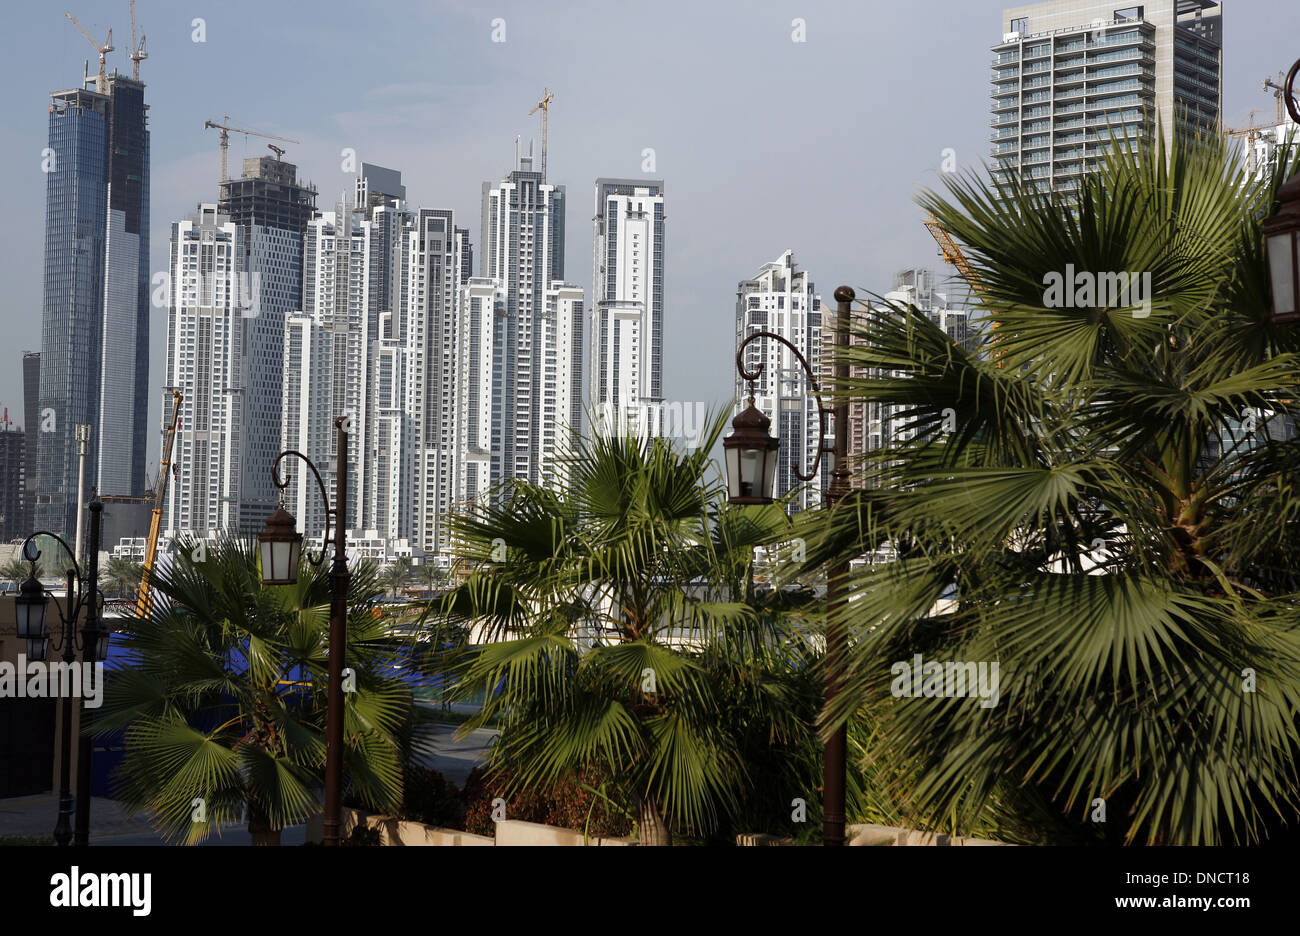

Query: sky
<box><xmin>1</xmin><ymin>0</ymin><xmax>1294</xmax><ymax>475</ymax></box>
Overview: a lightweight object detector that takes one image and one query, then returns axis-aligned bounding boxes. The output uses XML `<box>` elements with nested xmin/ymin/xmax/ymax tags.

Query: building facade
<box><xmin>163</xmin><ymin>205</ymin><xmax>243</xmax><ymax>537</ymax></box>
<box><xmin>22</xmin><ymin>352</ymin><xmax>39</xmax><ymax>535</ymax></box>
<box><xmin>991</xmin><ymin>1</ymin><xmax>1222</xmax><ymax>193</ymax></box>
<box><xmin>476</xmin><ymin>146</ymin><xmax>581</xmax><ymax>492</ymax></box>
<box><xmin>35</xmin><ymin>74</ymin><xmax>151</xmax><ymax>539</ymax></box>
<box><xmin>590</xmin><ymin>179</ymin><xmax>665</xmax><ymax>438</ymax></box>
<box><xmin>0</xmin><ymin>427</ymin><xmax>26</xmax><ymax>543</ymax></box>
<box><xmin>218</xmin><ymin>156</ymin><xmax>317</xmax><ymax>534</ymax></box>
<box><xmin>734</xmin><ymin>250</ymin><xmax>829</xmax><ymax>512</ymax></box>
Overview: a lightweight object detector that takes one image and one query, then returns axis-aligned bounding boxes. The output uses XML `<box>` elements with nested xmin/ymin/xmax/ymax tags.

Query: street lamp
<box><xmin>723</xmin><ymin>399</ymin><xmax>781</xmax><ymax>504</ymax></box>
<box><xmin>1264</xmin><ymin>58</ymin><xmax>1300</xmax><ymax>323</ymax></box>
<box><xmin>18</xmin><ymin>497</ymin><xmax>109</xmax><ymax>847</ymax></box>
<box><xmin>260</xmin><ymin>417</ymin><xmax>349</xmax><ymax>846</ymax></box>
<box><xmin>725</xmin><ymin>285</ymin><xmax>855</xmax><ymax>846</ymax></box>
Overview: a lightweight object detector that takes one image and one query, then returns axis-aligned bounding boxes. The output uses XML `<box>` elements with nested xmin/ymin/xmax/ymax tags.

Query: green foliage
<box><xmin>342</xmin><ymin>825</ymin><xmax>383</xmax><ymax>846</ymax></box>
<box><xmin>95</xmin><ymin>535</ymin><xmax>418</xmax><ymax>844</ymax></box>
<box><xmin>809</xmin><ymin>128</ymin><xmax>1300</xmax><ymax>844</ymax></box>
<box><xmin>101</xmin><ymin>556</ymin><xmax>143</xmax><ymax>599</ymax></box>
<box><xmin>462</xmin><ymin>766</ymin><xmax>634</xmax><ymax>839</ymax></box>
<box><xmin>399</xmin><ymin>766</ymin><xmax>466</xmax><ymax>829</ymax></box>
<box><xmin>429</xmin><ymin>414</ymin><xmax>824</xmax><ymax>843</ymax></box>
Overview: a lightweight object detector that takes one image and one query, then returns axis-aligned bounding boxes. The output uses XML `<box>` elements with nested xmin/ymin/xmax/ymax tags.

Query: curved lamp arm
<box><xmin>736</xmin><ymin>329</ymin><xmax>832</xmax><ymax>483</ymax></box>
<box><xmin>19</xmin><ymin>530</ymin><xmax>87</xmax><ymax>639</ymax></box>
<box><xmin>271</xmin><ymin>450</ymin><xmax>332</xmax><ymax>567</ymax></box>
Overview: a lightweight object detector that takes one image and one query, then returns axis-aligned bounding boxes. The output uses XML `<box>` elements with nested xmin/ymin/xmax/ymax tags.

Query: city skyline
<box><xmin>2</xmin><ymin>0</ymin><xmax>1292</xmax><ymax>483</ymax></box>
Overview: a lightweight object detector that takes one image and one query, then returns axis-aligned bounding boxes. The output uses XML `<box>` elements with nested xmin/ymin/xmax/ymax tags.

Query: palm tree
<box><xmin>433</xmin><ymin>414</ymin><xmax>822</xmax><ymax>845</ymax></box>
<box><xmin>807</xmin><ymin>129</ymin><xmax>1300</xmax><ymax>844</ymax></box>
<box><xmin>94</xmin><ymin>536</ymin><xmax>416</xmax><ymax>844</ymax></box>
<box><xmin>102</xmin><ymin>556</ymin><xmax>143</xmax><ymax>600</ymax></box>
<box><xmin>0</xmin><ymin>556</ymin><xmax>29</xmax><ymax>583</ymax></box>
<box><xmin>381</xmin><ymin>556</ymin><xmax>412</xmax><ymax>598</ymax></box>
<box><xmin>417</xmin><ymin>562</ymin><xmax>448</xmax><ymax>594</ymax></box>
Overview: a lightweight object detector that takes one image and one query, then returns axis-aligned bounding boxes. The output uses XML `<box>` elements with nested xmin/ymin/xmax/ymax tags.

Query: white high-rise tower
<box><xmin>590</xmin><ymin>178</ymin><xmax>665</xmax><ymax>438</ymax></box>
<box><xmin>475</xmin><ymin>144</ymin><xmax>582</xmax><ymax>492</ymax></box>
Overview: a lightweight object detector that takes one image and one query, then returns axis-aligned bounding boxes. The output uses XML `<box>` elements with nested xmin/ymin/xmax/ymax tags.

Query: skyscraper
<box><xmin>991</xmin><ymin>1</ymin><xmax>1222</xmax><ymax>193</ymax></box>
<box><xmin>476</xmin><ymin>145</ymin><xmax>582</xmax><ymax>492</ymax></box>
<box><xmin>283</xmin><ymin>203</ymin><xmax>373</xmax><ymax>541</ymax></box>
<box><xmin>591</xmin><ymin>179</ymin><xmax>665</xmax><ymax>437</ymax></box>
<box><xmin>218</xmin><ymin>156</ymin><xmax>316</xmax><ymax>532</ymax></box>
<box><xmin>280</xmin><ymin>165</ymin><xmax>473</xmax><ymax>556</ymax></box>
<box><xmin>22</xmin><ymin>352</ymin><xmax>39</xmax><ymax>534</ymax></box>
<box><xmin>35</xmin><ymin>71</ymin><xmax>150</xmax><ymax>538</ymax></box>
<box><xmin>734</xmin><ymin>250</ymin><xmax>828</xmax><ymax>512</ymax></box>
<box><xmin>163</xmin><ymin>204</ymin><xmax>243</xmax><ymax>537</ymax></box>
<box><xmin>409</xmin><ymin>206</ymin><xmax>472</xmax><ymax>554</ymax></box>
<box><xmin>0</xmin><ymin>423</ymin><xmax>25</xmax><ymax>543</ymax></box>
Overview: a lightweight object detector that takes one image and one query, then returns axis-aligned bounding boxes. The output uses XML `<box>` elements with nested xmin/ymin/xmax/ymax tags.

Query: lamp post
<box><xmin>15</xmin><ymin>498</ymin><xmax>110</xmax><ymax>847</ymax></box>
<box><xmin>1263</xmin><ymin>59</ymin><xmax>1300</xmax><ymax>323</ymax></box>
<box><xmin>724</xmin><ymin>285</ymin><xmax>854</xmax><ymax>846</ymax></box>
<box><xmin>259</xmin><ymin>417</ymin><xmax>348</xmax><ymax>846</ymax></box>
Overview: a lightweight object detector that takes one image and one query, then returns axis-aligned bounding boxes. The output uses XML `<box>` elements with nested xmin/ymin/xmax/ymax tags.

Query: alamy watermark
<box><xmin>1042</xmin><ymin>265</ymin><xmax>1152</xmax><ymax>319</ymax></box>
<box><xmin>151</xmin><ymin>270</ymin><xmax>261</xmax><ymax>317</ymax></box>
<box><xmin>0</xmin><ymin>655</ymin><xmax>104</xmax><ymax>708</ymax></box>
<box><xmin>592</xmin><ymin>396</ymin><xmax>706</xmax><ymax>449</ymax></box>
<box><xmin>889</xmin><ymin>653</ymin><xmax>1000</xmax><ymax>708</ymax></box>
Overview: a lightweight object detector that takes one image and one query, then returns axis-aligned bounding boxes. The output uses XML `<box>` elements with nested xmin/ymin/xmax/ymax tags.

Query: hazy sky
<box><xmin>1</xmin><ymin>0</ymin><xmax>1293</xmax><ymax>472</ymax></box>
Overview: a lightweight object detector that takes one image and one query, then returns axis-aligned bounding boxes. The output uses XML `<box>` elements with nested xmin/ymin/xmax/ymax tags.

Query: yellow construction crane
<box><xmin>924</xmin><ymin>214</ymin><xmax>1004</xmax><ymax>365</ymax></box>
<box><xmin>136</xmin><ymin>388</ymin><xmax>182</xmax><ymax>618</ymax></box>
<box><xmin>128</xmin><ymin>0</ymin><xmax>146</xmax><ymax>81</ymax></box>
<box><xmin>529</xmin><ymin>87</ymin><xmax>554</xmax><ymax>180</ymax></box>
<box><xmin>202</xmin><ymin>116</ymin><xmax>300</xmax><ymax>184</ymax></box>
<box><xmin>923</xmin><ymin>215</ymin><xmax>984</xmax><ymax>296</ymax></box>
<box><xmin>65</xmin><ymin>11</ymin><xmax>113</xmax><ymax>94</ymax></box>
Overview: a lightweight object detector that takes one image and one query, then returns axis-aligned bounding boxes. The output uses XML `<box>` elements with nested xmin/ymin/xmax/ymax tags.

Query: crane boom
<box><xmin>924</xmin><ymin>214</ymin><xmax>1003</xmax><ymax>366</ymax></box>
<box><xmin>203</xmin><ymin>117</ymin><xmax>300</xmax><ymax>184</ymax></box>
<box><xmin>128</xmin><ymin>0</ymin><xmax>147</xmax><ymax>80</ymax></box>
<box><xmin>65</xmin><ymin>11</ymin><xmax>113</xmax><ymax>93</ymax></box>
<box><xmin>136</xmin><ymin>389</ymin><xmax>182</xmax><ymax>618</ymax></box>
<box><xmin>529</xmin><ymin>87</ymin><xmax>553</xmax><ymax>180</ymax></box>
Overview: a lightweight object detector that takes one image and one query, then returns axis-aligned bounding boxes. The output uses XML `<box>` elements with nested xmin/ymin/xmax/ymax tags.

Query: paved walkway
<box><xmin>0</xmin><ymin>721</ymin><xmax>497</xmax><ymax>845</ymax></box>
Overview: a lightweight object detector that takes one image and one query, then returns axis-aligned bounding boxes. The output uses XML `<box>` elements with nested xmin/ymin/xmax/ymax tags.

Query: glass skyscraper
<box><xmin>35</xmin><ymin>74</ymin><xmax>150</xmax><ymax>539</ymax></box>
<box><xmin>991</xmin><ymin>1</ymin><xmax>1222</xmax><ymax>194</ymax></box>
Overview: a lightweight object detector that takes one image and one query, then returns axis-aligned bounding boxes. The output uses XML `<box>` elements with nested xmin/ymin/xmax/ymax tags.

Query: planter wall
<box><xmin>306</xmin><ymin>808</ymin><xmax>633</xmax><ymax>846</ymax></box>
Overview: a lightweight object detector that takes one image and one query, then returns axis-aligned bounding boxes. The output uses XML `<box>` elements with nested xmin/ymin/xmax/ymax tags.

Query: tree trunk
<box><xmin>247</xmin><ymin>803</ymin><xmax>281</xmax><ymax>846</ymax></box>
<box><xmin>638</xmin><ymin>796</ymin><xmax>672</xmax><ymax>847</ymax></box>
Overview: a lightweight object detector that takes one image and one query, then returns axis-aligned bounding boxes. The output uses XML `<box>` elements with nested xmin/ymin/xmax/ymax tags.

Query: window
<box><xmin>1114</xmin><ymin>6</ymin><xmax>1143</xmax><ymax>22</ymax></box>
<box><xmin>1010</xmin><ymin>16</ymin><xmax>1028</xmax><ymax>34</ymax></box>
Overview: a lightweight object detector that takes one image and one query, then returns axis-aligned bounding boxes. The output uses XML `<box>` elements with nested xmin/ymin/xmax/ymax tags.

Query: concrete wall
<box><xmin>305</xmin><ymin>807</ymin><xmax>635</xmax><ymax>846</ymax></box>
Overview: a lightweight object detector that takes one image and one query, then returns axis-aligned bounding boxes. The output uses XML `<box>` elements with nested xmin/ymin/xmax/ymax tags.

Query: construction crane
<box><xmin>924</xmin><ymin>214</ymin><xmax>1003</xmax><ymax>366</ymax></box>
<box><xmin>128</xmin><ymin>0</ymin><xmax>146</xmax><ymax>81</ymax></box>
<box><xmin>529</xmin><ymin>87</ymin><xmax>553</xmax><ymax>180</ymax></box>
<box><xmin>1264</xmin><ymin>73</ymin><xmax>1293</xmax><ymax>126</ymax></box>
<box><xmin>1224</xmin><ymin>111</ymin><xmax>1264</xmax><ymax>177</ymax></box>
<box><xmin>65</xmin><ymin>11</ymin><xmax>113</xmax><ymax>94</ymax></box>
<box><xmin>136</xmin><ymin>388</ymin><xmax>182</xmax><ymax>618</ymax></box>
<box><xmin>202</xmin><ymin>116</ymin><xmax>299</xmax><ymax>184</ymax></box>
<box><xmin>267</xmin><ymin>143</ymin><xmax>286</xmax><ymax>160</ymax></box>
<box><xmin>923</xmin><ymin>215</ymin><xmax>984</xmax><ymax>296</ymax></box>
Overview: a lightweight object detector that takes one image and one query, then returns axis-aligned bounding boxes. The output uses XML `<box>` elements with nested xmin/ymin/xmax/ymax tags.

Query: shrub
<box><xmin>462</xmin><ymin>766</ymin><xmax>634</xmax><ymax>839</ymax></box>
<box><xmin>400</xmin><ymin>767</ymin><xmax>465</xmax><ymax>829</ymax></box>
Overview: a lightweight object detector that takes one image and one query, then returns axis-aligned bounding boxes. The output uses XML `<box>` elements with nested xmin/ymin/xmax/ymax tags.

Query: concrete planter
<box><xmin>306</xmin><ymin>808</ymin><xmax>632</xmax><ymax>846</ymax></box>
